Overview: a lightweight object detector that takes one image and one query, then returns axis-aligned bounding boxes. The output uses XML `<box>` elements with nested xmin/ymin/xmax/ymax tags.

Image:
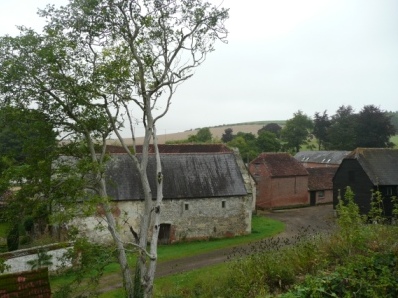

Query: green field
<box><xmin>391</xmin><ymin>134</ymin><xmax>398</xmax><ymax>147</ymax></box>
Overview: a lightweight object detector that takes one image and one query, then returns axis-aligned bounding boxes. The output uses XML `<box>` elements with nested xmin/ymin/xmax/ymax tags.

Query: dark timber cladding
<box><xmin>105</xmin><ymin>153</ymin><xmax>247</xmax><ymax>200</ymax></box>
<box><xmin>333</xmin><ymin>148</ymin><xmax>398</xmax><ymax>215</ymax></box>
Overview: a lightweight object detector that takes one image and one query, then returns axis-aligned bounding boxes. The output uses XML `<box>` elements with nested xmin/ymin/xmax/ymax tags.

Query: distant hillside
<box><xmin>107</xmin><ymin>121</ymin><xmax>285</xmax><ymax>145</ymax></box>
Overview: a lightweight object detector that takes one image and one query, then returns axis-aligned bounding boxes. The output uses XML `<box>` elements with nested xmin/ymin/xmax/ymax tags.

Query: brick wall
<box><xmin>256</xmin><ymin>175</ymin><xmax>309</xmax><ymax>209</ymax></box>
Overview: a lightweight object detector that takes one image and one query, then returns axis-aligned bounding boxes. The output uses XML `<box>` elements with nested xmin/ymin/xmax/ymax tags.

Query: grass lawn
<box><xmin>156</xmin><ymin>215</ymin><xmax>284</xmax><ymax>262</ymax></box>
<box><xmin>51</xmin><ymin>215</ymin><xmax>284</xmax><ymax>296</ymax></box>
<box><xmin>391</xmin><ymin>134</ymin><xmax>398</xmax><ymax>147</ymax></box>
<box><xmin>153</xmin><ymin>262</ymin><xmax>228</xmax><ymax>297</ymax></box>
<box><xmin>95</xmin><ymin>263</ymin><xmax>232</xmax><ymax>297</ymax></box>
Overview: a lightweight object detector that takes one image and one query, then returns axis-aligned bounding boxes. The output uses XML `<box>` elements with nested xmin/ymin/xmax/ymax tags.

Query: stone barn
<box><xmin>78</xmin><ymin>145</ymin><xmax>253</xmax><ymax>244</ymax></box>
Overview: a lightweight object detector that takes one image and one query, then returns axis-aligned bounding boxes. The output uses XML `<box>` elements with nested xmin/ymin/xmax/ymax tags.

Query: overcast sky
<box><xmin>1</xmin><ymin>0</ymin><xmax>397</xmax><ymax>137</ymax></box>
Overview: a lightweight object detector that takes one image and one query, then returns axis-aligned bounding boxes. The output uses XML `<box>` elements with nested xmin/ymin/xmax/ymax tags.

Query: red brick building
<box><xmin>307</xmin><ymin>167</ymin><xmax>337</xmax><ymax>206</ymax></box>
<box><xmin>249</xmin><ymin>153</ymin><xmax>309</xmax><ymax>209</ymax></box>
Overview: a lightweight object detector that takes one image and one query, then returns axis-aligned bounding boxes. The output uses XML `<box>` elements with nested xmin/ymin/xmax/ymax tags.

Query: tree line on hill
<box><xmin>171</xmin><ymin>104</ymin><xmax>397</xmax><ymax>161</ymax></box>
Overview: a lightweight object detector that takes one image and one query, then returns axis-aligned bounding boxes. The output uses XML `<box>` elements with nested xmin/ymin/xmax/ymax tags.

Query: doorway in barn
<box><xmin>310</xmin><ymin>191</ymin><xmax>316</xmax><ymax>206</ymax></box>
<box><xmin>158</xmin><ymin>224</ymin><xmax>171</xmax><ymax>244</ymax></box>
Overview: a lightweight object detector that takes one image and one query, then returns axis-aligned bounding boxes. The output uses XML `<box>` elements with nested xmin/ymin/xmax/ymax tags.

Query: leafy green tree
<box><xmin>228</xmin><ymin>132</ymin><xmax>259</xmax><ymax>162</ymax></box>
<box><xmin>355</xmin><ymin>105</ymin><xmax>396</xmax><ymax>148</ymax></box>
<box><xmin>236</xmin><ymin>132</ymin><xmax>257</xmax><ymax>143</ymax></box>
<box><xmin>0</xmin><ymin>107</ymin><xmax>57</xmax><ymax>249</ymax></box>
<box><xmin>188</xmin><ymin>127</ymin><xmax>213</xmax><ymax>143</ymax></box>
<box><xmin>0</xmin><ymin>1</ymin><xmax>228</xmax><ymax>296</ymax></box>
<box><xmin>0</xmin><ymin>107</ymin><xmax>56</xmax><ymax>172</ymax></box>
<box><xmin>312</xmin><ymin>110</ymin><xmax>330</xmax><ymax>150</ymax></box>
<box><xmin>281</xmin><ymin>111</ymin><xmax>313</xmax><ymax>153</ymax></box>
<box><xmin>6</xmin><ymin>224</ymin><xmax>19</xmax><ymax>251</ymax></box>
<box><xmin>386</xmin><ymin>111</ymin><xmax>398</xmax><ymax>132</ymax></box>
<box><xmin>228</xmin><ymin>136</ymin><xmax>258</xmax><ymax>163</ymax></box>
<box><xmin>256</xmin><ymin>131</ymin><xmax>280</xmax><ymax>152</ymax></box>
<box><xmin>258</xmin><ymin>123</ymin><xmax>282</xmax><ymax>138</ymax></box>
<box><xmin>221</xmin><ymin>128</ymin><xmax>234</xmax><ymax>143</ymax></box>
<box><xmin>326</xmin><ymin>105</ymin><xmax>358</xmax><ymax>150</ymax></box>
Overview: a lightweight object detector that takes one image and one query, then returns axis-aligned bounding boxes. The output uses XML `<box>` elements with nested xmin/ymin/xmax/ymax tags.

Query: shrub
<box><xmin>6</xmin><ymin>224</ymin><xmax>19</xmax><ymax>251</ymax></box>
<box><xmin>283</xmin><ymin>252</ymin><xmax>398</xmax><ymax>298</ymax></box>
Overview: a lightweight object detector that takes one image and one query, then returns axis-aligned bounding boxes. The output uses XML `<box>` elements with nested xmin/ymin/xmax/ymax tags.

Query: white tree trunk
<box><xmin>86</xmin><ymin>134</ymin><xmax>135</xmax><ymax>297</ymax></box>
<box><xmin>99</xmin><ymin>179</ymin><xmax>135</xmax><ymax>297</ymax></box>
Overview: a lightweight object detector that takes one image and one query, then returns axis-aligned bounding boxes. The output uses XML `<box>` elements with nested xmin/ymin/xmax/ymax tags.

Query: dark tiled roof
<box><xmin>105</xmin><ymin>153</ymin><xmax>247</xmax><ymax>200</ymax></box>
<box><xmin>294</xmin><ymin>151</ymin><xmax>350</xmax><ymax>165</ymax></box>
<box><xmin>345</xmin><ymin>148</ymin><xmax>398</xmax><ymax>185</ymax></box>
<box><xmin>307</xmin><ymin>167</ymin><xmax>337</xmax><ymax>191</ymax></box>
<box><xmin>106</xmin><ymin>144</ymin><xmax>232</xmax><ymax>154</ymax></box>
<box><xmin>251</xmin><ymin>153</ymin><xmax>308</xmax><ymax>177</ymax></box>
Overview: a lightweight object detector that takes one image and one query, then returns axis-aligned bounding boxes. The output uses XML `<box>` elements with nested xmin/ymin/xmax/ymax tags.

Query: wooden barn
<box><xmin>249</xmin><ymin>153</ymin><xmax>309</xmax><ymax>209</ymax></box>
<box><xmin>333</xmin><ymin>148</ymin><xmax>398</xmax><ymax>216</ymax></box>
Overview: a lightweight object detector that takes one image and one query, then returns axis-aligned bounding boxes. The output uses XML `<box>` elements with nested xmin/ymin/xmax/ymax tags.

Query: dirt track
<box><xmin>98</xmin><ymin>205</ymin><xmax>336</xmax><ymax>293</ymax></box>
<box><xmin>155</xmin><ymin>204</ymin><xmax>336</xmax><ymax>277</ymax></box>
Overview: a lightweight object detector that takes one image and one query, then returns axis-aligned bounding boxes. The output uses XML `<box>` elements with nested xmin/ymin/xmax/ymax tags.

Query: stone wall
<box><xmin>0</xmin><ymin>243</ymin><xmax>73</xmax><ymax>274</ymax></box>
<box><xmin>77</xmin><ymin>193</ymin><xmax>252</xmax><ymax>244</ymax></box>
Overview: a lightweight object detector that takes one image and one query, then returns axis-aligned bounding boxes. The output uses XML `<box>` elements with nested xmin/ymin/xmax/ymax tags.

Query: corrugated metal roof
<box><xmin>105</xmin><ymin>153</ymin><xmax>247</xmax><ymax>200</ymax></box>
<box><xmin>250</xmin><ymin>153</ymin><xmax>308</xmax><ymax>177</ymax></box>
<box><xmin>307</xmin><ymin>167</ymin><xmax>337</xmax><ymax>191</ymax></box>
<box><xmin>294</xmin><ymin>151</ymin><xmax>350</xmax><ymax>165</ymax></box>
<box><xmin>345</xmin><ymin>148</ymin><xmax>398</xmax><ymax>185</ymax></box>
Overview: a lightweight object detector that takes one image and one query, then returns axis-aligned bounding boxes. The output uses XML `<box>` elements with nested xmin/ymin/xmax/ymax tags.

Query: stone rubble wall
<box><xmin>0</xmin><ymin>243</ymin><xmax>73</xmax><ymax>274</ymax></box>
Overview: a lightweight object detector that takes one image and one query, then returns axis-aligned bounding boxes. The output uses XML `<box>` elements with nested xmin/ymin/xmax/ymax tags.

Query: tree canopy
<box><xmin>281</xmin><ymin>110</ymin><xmax>313</xmax><ymax>153</ymax></box>
<box><xmin>314</xmin><ymin>105</ymin><xmax>396</xmax><ymax>150</ymax></box>
<box><xmin>312</xmin><ymin>110</ymin><xmax>330</xmax><ymax>150</ymax></box>
<box><xmin>355</xmin><ymin>105</ymin><xmax>396</xmax><ymax>148</ymax></box>
<box><xmin>0</xmin><ymin>0</ymin><xmax>228</xmax><ymax>296</ymax></box>
<box><xmin>258</xmin><ymin>123</ymin><xmax>282</xmax><ymax>138</ymax></box>
<box><xmin>256</xmin><ymin>131</ymin><xmax>281</xmax><ymax>152</ymax></box>
<box><xmin>188</xmin><ymin>127</ymin><xmax>213</xmax><ymax>143</ymax></box>
<box><xmin>221</xmin><ymin>128</ymin><xmax>234</xmax><ymax>143</ymax></box>
<box><xmin>0</xmin><ymin>106</ymin><xmax>58</xmax><ymax>250</ymax></box>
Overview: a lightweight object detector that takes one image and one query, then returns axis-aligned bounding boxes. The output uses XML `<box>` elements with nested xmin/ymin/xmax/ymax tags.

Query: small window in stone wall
<box><xmin>318</xmin><ymin>190</ymin><xmax>325</xmax><ymax>198</ymax></box>
<box><xmin>222</xmin><ymin>200</ymin><xmax>226</xmax><ymax>208</ymax></box>
<box><xmin>184</xmin><ymin>203</ymin><xmax>189</xmax><ymax>211</ymax></box>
